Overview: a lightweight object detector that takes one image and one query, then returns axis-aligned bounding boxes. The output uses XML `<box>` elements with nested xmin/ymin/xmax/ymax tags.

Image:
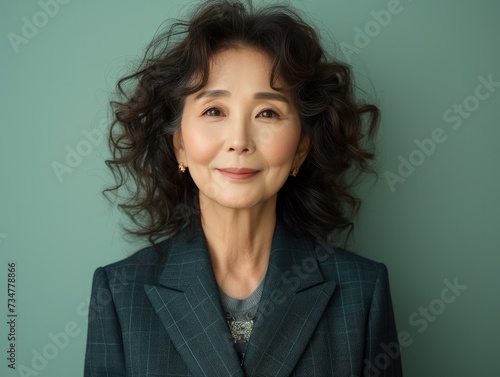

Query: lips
<box><xmin>217</xmin><ymin>168</ymin><xmax>259</xmax><ymax>179</ymax></box>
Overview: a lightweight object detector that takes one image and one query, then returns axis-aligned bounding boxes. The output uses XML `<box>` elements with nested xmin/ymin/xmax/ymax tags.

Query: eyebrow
<box><xmin>195</xmin><ymin>90</ymin><xmax>229</xmax><ymax>100</ymax></box>
<box><xmin>195</xmin><ymin>90</ymin><xmax>289</xmax><ymax>103</ymax></box>
<box><xmin>254</xmin><ymin>92</ymin><xmax>289</xmax><ymax>103</ymax></box>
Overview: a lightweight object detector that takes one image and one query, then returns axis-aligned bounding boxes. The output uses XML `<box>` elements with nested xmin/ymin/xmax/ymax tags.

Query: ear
<box><xmin>172</xmin><ymin>129</ymin><xmax>186</xmax><ymax>165</ymax></box>
<box><xmin>293</xmin><ymin>132</ymin><xmax>312</xmax><ymax>168</ymax></box>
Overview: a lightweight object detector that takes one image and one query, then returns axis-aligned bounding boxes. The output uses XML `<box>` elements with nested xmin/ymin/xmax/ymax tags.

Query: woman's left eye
<box><xmin>258</xmin><ymin>109</ymin><xmax>279</xmax><ymax>118</ymax></box>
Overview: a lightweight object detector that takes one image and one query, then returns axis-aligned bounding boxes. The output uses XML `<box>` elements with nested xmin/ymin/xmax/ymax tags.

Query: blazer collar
<box><xmin>242</xmin><ymin>220</ymin><xmax>337</xmax><ymax>377</ymax></box>
<box><xmin>145</xmin><ymin>217</ymin><xmax>336</xmax><ymax>377</ymax></box>
<box><xmin>145</xmin><ymin>218</ymin><xmax>243</xmax><ymax>376</ymax></box>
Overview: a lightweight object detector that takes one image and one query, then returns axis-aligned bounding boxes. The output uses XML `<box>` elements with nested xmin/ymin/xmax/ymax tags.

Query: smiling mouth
<box><xmin>217</xmin><ymin>168</ymin><xmax>260</xmax><ymax>180</ymax></box>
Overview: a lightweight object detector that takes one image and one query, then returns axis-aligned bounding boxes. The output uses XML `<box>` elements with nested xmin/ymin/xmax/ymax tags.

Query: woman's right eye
<box><xmin>203</xmin><ymin>107</ymin><xmax>222</xmax><ymax>117</ymax></box>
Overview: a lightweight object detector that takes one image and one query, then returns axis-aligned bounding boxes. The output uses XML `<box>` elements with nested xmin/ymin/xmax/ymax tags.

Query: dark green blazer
<box><xmin>84</xmin><ymin>219</ymin><xmax>402</xmax><ymax>376</ymax></box>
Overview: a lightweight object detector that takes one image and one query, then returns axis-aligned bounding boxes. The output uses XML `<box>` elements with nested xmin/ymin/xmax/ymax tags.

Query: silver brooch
<box><xmin>227</xmin><ymin>317</ymin><xmax>254</xmax><ymax>343</ymax></box>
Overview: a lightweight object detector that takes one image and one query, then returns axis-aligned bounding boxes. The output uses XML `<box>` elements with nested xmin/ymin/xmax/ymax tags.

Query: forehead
<box><xmin>202</xmin><ymin>47</ymin><xmax>288</xmax><ymax>93</ymax></box>
<box><xmin>210</xmin><ymin>46</ymin><xmax>270</xmax><ymax>65</ymax></box>
<box><xmin>210</xmin><ymin>47</ymin><xmax>269</xmax><ymax>76</ymax></box>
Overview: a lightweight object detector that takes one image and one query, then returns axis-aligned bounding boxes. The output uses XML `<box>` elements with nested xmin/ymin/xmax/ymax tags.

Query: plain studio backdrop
<box><xmin>1</xmin><ymin>1</ymin><xmax>499</xmax><ymax>376</ymax></box>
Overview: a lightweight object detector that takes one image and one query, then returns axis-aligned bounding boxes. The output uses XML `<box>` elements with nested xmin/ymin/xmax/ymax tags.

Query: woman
<box><xmin>84</xmin><ymin>1</ymin><xmax>403</xmax><ymax>376</ymax></box>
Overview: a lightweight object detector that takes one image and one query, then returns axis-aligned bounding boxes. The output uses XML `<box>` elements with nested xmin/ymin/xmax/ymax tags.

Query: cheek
<box><xmin>263</xmin><ymin>126</ymin><xmax>301</xmax><ymax>167</ymax></box>
<box><xmin>182</xmin><ymin>125</ymin><xmax>219</xmax><ymax>164</ymax></box>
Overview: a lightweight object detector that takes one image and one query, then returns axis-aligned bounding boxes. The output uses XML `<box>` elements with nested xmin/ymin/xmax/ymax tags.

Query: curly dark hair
<box><xmin>104</xmin><ymin>0</ymin><xmax>379</xmax><ymax>247</ymax></box>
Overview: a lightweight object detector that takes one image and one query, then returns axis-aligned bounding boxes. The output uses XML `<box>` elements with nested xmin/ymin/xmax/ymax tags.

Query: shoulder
<box><xmin>91</xmin><ymin>237</ymin><xmax>176</xmax><ymax>289</ymax></box>
<box><xmin>307</xmin><ymin>241</ymin><xmax>394</xmax><ymax>313</ymax></box>
<box><xmin>277</xmin><ymin>220</ymin><xmax>389</xmax><ymax>287</ymax></box>
<box><xmin>311</xmin><ymin>240</ymin><xmax>389</xmax><ymax>287</ymax></box>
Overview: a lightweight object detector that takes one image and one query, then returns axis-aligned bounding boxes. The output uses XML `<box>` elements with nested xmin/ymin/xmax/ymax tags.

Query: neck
<box><xmin>199</xmin><ymin>195</ymin><xmax>277</xmax><ymax>298</ymax></box>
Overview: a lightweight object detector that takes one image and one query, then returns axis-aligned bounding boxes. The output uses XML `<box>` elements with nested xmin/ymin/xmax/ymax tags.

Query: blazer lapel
<box><xmin>144</xmin><ymin>222</ymin><xmax>244</xmax><ymax>377</ymax></box>
<box><xmin>242</xmin><ymin>221</ymin><xmax>337</xmax><ymax>377</ymax></box>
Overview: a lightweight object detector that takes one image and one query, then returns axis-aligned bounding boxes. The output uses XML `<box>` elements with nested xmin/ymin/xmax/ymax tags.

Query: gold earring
<box><xmin>178</xmin><ymin>162</ymin><xmax>186</xmax><ymax>173</ymax></box>
<box><xmin>290</xmin><ymin>167</ymin><xmax>299</xmax><ymax>177</ymax></box>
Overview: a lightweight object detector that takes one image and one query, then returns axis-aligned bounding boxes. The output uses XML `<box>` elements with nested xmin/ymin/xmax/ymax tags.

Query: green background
<box><xmin>1</xmin><ymin>0</ymin><xmax>498</xmax><ymax>376</ymax></box>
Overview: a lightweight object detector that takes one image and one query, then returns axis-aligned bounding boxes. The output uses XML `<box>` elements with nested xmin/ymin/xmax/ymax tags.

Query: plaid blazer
<box><xmin>84</xmin><ymin>219</ymin><xmax>403</xmax><ymax>376</ymax></box>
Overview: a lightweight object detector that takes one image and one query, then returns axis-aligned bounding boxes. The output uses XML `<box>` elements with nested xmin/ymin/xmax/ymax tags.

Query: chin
<box><xmin>219</xmin><ymin>199</ymin><xmax>260</xmax><ymax>210</ymax></box>
<box><xmin>206</xmin><ymin>193</ymin><xmax>263</xmax><ymax>210</ymax></box>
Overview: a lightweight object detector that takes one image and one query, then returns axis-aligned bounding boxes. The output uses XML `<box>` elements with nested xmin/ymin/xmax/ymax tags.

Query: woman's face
<box><xmin>174</xmin><ymin>47</ymin><xmax>310</xmax><ymax>211</ymax></box>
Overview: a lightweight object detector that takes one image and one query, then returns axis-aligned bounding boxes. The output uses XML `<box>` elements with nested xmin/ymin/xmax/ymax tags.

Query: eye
<box><xmin>258</xmin><ymin>109</ymin><xmax>279</xmax><ymax>118</ymax></box>
<box><xmin>203</xmin><ymin>107</ymin><xmax>223</xmax><ymax>117</ymax></box>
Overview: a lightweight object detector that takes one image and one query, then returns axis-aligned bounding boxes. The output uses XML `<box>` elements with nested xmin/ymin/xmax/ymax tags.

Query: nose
<box><xmin>226</xmin><ymin>114</ymin><xmax>255</xmax><ymax>154</ymax></box>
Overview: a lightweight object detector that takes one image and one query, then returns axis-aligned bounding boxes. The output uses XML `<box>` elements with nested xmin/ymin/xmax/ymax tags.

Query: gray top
<box><xmin>218</xmin><ymin>273</ymin><xmax>266</xmax><ymax>365</ymax></box>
